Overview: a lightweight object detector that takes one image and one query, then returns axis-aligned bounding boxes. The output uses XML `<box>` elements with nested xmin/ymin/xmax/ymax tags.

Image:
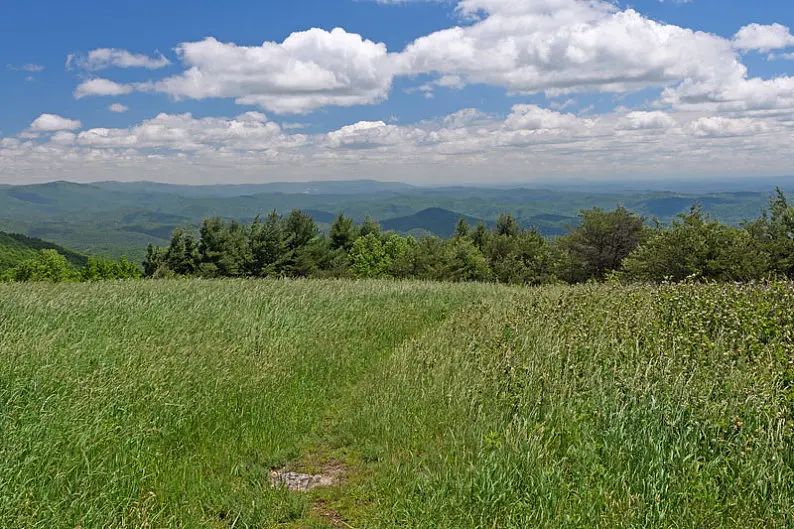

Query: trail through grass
<box><xmin>1</xmin><ymin>280</ymin><xmax>793</xmax><ymax>527</ymax></box>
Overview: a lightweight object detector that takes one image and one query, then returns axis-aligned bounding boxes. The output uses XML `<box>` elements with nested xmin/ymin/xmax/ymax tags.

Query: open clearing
<box><xmin>1</xmin><ymin>279</ymin><xmax>793</xmax><ymax>527</ymax></box>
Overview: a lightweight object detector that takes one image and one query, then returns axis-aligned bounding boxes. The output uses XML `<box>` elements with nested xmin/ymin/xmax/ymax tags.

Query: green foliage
<box><xmin>495</xmin><ymin>213</ymin><xmax>520</xmax><ymax>237</ymax></box>
<box><xmin>163</xmin><ymin>229</ymin><xmax>199</xmax><ymax>276</ymax></box>
<box><xmin>0</xmin><ymin>231</ymin><xmax>87</xmax><ymax>272</ymax></box>
<box><xmin>442</xmin><ymin>237</ymin><xmax>491</xmax><ymax>282</ymax></box>
<box><xmin>358</xmin><ymin>216</ymin><xmax>382</xmax><ymax>238</ymax></box>
<box><xmin>454</xmin><ymin>217</ymin><xmax>470</xmax><ymax>239</ymax></box>
<box><xmin>557</xmin><ymin>206</ymin><xmax>647</xmax><ymax>282</ymax></box>
<box><xmin>624</xmin><ymin>206</ymin><xmax>769</xmax><ymax>282</ymax></box>
<box><xmin>250</xmin><ymin>211</ymin><xmax>288</xmax><ymax>277</ymax></box>
<box><xmin>198</xmin><ymin>217</ymin><xmax>251</xmax><ymax>278</ymax></box>
<box><xmin>485</xmin><ymin>229</ymin><xmax>555</xmax><ymax>285</ymax></box>
<box><xmin>80</xmin><ymin>256</ymin><xmax>142</xmax><ymax>281</ymax></box>
<box><xmin>349</xmin><ymin>233</ymin><xmax>408</xmax><ymax>279</ymax></box>
<box><xmin>129</xmin><ymin>189</ymin><xmax>794</xmax><ymax>286</ymax></box>
<box><xmin>329</xmin><ymin>212</ymin><xmax>358</xmax><ymax>251</ymax></box>
<box><xmin>745</xmin><ymin>187</ymin><xmax>794</xmax><ymax>278</ymax></box>
<box><xmin>1</xmin><ymin>249</ymin><xmax>78</xmax><ymax>282</ymax></box>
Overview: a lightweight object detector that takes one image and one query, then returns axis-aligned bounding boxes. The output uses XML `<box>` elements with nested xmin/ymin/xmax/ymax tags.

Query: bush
<box><xmin>3</xmin><ymin>249</ymin><xmax>78</xmax><ymax>282</ymax></box>
<box><xmin>623</xmin><ymin>207</ymin><xmax>769</xmax><ymax>282</ymax></box>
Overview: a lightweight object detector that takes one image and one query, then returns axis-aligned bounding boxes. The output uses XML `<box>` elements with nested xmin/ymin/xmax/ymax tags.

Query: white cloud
<box><xmin>617</xmin><ymin>111</ymin><xmax>676</xmax><ymax>130</ymax></box>
<box><xmin>7</xmin><ymin>63</ymin><xmax>45</xmax><ymax>72</ymax></box>
<box><xmin>67</xmin><ymin>48</ymin><xmax>171</xmax><ymax>70</ymax></box>
<box><xmin>503</xmin><ymin>105</ymin><xmax>586</xmax><ymax>131</ymax></box>
<box><xmin>74</xmin><ymin>78</ymin><xmax>135</xmax><ymax>98</ymax></box>
<box><xmin>326</xmin><ymin>120</ymin><xmax>425</xmax><ymax>148</ymax></box>
<box><xmin>686</xmin><ymin>116</ymin><xmax>768</xmax><ymax>138</ymax></box>
<box><xmin>397</xmin><ymin>0</ymin><xmax>743</xmax><ymax>101</ymax></box>
<box><xmin>3</xmin><ymin>106</ymin><xmax>794</xmax><ymax>184</ymax></box>
<box><xmin>108</xmin><ymin>103</ymin><xmax>130</xmax><ymax>113</ymax></box>
<box><xmin>146</xmin><ymin>29</ymin><xmax>393</xmax><ymax>114</ymax></box>
<box><xmin>6</xmin><ymin>0</ymin><xmax>794</xmax><ymax>184</ymax></box>
<box><xmin>733</xmin><ymin>23</ymin><xmax>794</xmax><ymax>53</ymax></box>
<box><xmin>28</xmin><ymin>114</ymin><xmax>82</xmax><ymax>132</ymax></box>
<box><xmin>74</xmin><ymin>112</ymin><xmax>303</xmax><ymax>152</ymax></box>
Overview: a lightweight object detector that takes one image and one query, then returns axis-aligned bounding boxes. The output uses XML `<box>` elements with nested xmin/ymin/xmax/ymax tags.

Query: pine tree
<box><xmin>454</xmin><ymin>217</ymin><xmax>470</xmax><ymax>239</ymax></box>
<box><xmin>329</xmin><ymin>212</ymin><xmax>357</xmax><ymax>251</ymax></box>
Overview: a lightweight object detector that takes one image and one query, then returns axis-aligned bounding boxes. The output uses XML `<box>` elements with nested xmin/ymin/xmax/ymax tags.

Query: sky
<box><xmin>2</xmin><ymin>0</ymin><xmax>794</xmax><ymax>185</ymax></box>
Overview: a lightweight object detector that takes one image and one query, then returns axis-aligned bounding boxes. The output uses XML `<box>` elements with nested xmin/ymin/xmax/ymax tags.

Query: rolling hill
<box><xmin>382</xmin><ymin>207</ymin><xmax>492</xmax><ymax>237</ymax></box>
<box><xmin>0</xmin><ymin>231</ymin><xmax>88</xmax><ymax>272</ymax></box>
<box><xmin>0</xmin><ymin>180</ymin><xmax>779</xmax><ymax>262</ymax></box>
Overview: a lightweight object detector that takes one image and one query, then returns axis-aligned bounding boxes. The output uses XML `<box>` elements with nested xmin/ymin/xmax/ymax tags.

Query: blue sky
<box><xmin>2</xmin><ymin>0</ymin><xmax>794</xmax><ymax>184</ymax></box>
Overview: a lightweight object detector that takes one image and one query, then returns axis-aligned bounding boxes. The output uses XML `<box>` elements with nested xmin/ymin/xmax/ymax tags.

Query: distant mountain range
<box><xmin>0</xmin><ymin>179</ymin><xmax>781</xmax><ymax>263</ymax></box>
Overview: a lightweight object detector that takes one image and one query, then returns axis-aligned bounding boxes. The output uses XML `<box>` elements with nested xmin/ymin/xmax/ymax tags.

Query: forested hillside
<box><xmin>4</xmin><ymin>188</ymin><xmax>794</xmax><ymax>286</ymax></box>
<box><xmin>0</xmin><ymin>180</ymin><xmax>782</xmax><ymax>261</ymax></box>
<box><xmin>0</xmin><ymin>231</ymin><xmax>87</xmax><ymax>272</ymax></box>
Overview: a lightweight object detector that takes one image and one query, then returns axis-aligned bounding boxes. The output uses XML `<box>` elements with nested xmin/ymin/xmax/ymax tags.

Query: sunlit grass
<box><xmin>1</xmin><ymin>280</ymin><xmax>792</xmax><ymax>527</ymax></box>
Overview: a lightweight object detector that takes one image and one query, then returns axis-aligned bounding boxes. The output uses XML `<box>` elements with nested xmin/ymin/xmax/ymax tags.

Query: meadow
<box><xmin>1</xmin><ymin>279</ymin><xmax>792</xmax><ymax>528</ymax></box>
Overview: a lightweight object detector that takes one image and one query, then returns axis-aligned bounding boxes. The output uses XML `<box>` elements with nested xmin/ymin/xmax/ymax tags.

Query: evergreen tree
<box><xmin>472</xmin><ymin>221</ymin><xmax>488</xmax><ymax>250</ymax></box>
<box><xmin>442</xmin><ymin>237</ymin><xmax>491</xmax><ymax>282</ymax></box>
<box><xmin>557</xmin><ymin>206</ymin><xmax>647</xmax><ymax>282</ymax></box>
<box><xmin>454</xmin><ymin>217</ymin><xmax>470</xmax><ymax>239</ymax></box>
<box><xmin>281</xmin><ymin>210</ymin><xmax>320</xmax><ymax>276</ymax></box>
<box><xmin>249</xmin><ymin>211</ymin><xmax>287</xmax><ymax>277</ymax></box>
<box><xmin>198</xmin><ymin>218</ymin><xmax>251</xmax><ymax>277</ymax></box>
<box><xmin>358</xmin><ymin>216</ymin><xmax>382</xmax><ymax>238</ymax></box>
<box><xmin>143</xmin><ymin>243</ymin><xmax>166</xmax><ymax>277</ymax></box>
<box><xmin>164</xmin><ymin>228</ymin><xmax>200</xmax><ymax>276</ymax></box>
<box><xmin>329</xmin><ymin>212</ymin><xmax>357</xmax><ymax>251</ymax></box>
<box><xmin>496</xmin><ymin>213</ymin><xmax>520</xmax><ymax>237</ymax></box>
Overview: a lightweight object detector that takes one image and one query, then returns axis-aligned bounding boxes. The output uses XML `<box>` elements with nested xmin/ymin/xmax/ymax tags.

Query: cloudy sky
<box><xmin>2</xmin><ymin>0</ymin><xmax>794</xmax><ymax>185</ymax></box>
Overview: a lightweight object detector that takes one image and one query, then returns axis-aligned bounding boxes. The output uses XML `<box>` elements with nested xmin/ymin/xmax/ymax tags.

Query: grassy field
<box><xmin>1</xmin><ymin>280</ymin><xmax>793</xmax><ymax>528</ymax></box>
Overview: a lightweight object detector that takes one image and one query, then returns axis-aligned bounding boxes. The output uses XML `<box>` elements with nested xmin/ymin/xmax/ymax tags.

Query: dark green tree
<box><xmin>623</xmin><ymin>206</ymin><xmax>769</xmax><ymax>282</ymax></box>
<box><xmin>164</xmin><ymin>228</ymin><xmax>200</xmax><ymax>276</ymax></box>
<box><xmin>329</xmin><ymin>212</ymin><xmax>358</xmax><ymax>251</ymax></box>
<box><xmin>249</xmin><ymin>211</ymin><xmax>287</xmax><ymax>277</ymax></box>
<box><xmin>198</xmin><ymin>218</ymin><xmax>251</xmax><ymax>277</ymax></box>
<box><xmin>143</xmin><ymin>243</ymin><xmax>166</xmax><ymax>277</ymax></box>
<box><xmin>454</xmin><ymin>217</ymin><xmax>470</xmax><ymax>239</ymax></box>
<box><xmin>358</xmin><ymin>216</ymin><xmax>382</xmax><ymax>238</ymax></box>
<box><xmin>486</xmin><ymin>228</ymin><xmax>555</xmax><ymax>285</ymax></box>
<box><xmin>557</xmin><ymin>206</ymin><xmax>648</xmax><ymax>282</ymax></box>
<box><xmin>472</xmin><ymin>221</ymin><xmax>489</xmax><ymax>250</ymax></box>
<box><xmin>496</xmin><ymin>213</ymin><xmax>520</xmax><ymax>237</ymax></box>
<box><xmin>442</xmin><ymin>237</ymin><xmax>491</xmax><ymax>282</ymax></box>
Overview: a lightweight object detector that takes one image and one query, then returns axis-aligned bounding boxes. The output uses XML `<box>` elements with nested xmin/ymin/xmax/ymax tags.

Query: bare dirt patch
<box><xmin>269</xmin><ymin>460</ymin><xmax>347</xmax><ymax>492</ymax></box>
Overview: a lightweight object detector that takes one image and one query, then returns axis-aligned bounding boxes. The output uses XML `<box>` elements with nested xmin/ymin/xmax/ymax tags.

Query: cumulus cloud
<box><xmin>66</xmin><ymin>48</ymin><xmax>171</xmax><ymax>71</ymax></box>
<box><xmin>397</xmin><ymin>0</ymin><xmax>743</xmax><ymax>100</ymax></box>
<box><xmin>617</xmin><ymin>111</ymin><xmax>676</xmax><ymax>130</ymax></box>
<box><xmin>8</xmin><ymin>0</ymin><xmax>794</xmax><ymax>183</ymax></box>
<box><xmin>108</xmin><ymin>103</ymin><xmax>130</xmax><ymax>113</ymax></box>
<box><xmin>28</xmin><ymin>114</ymin><xmax>82</xmax><ymax>132</ymax></box>
<box><xmin>733</xmin><ymin>23</ymin><xmax>794</xmax><ymax>53</ymax></box>
<box><xmin>74</xmin><ymin>111</ymin><xmax>303</xmax><ymax>152</ymax></box>
<box><xmin>74</xmin><ymin>78</ymin><xmax>136</xmax><ymax>98</ymax></box>
<box><xmin>3</xmin><ymin>105</ymin><xmax>794</xmax><ymax>184</ymax></box>
<box><xmin>146</xmin><ymin>29</ymin><xmax>393</xmax><ymax>114</ymax></box>
<box><xmin>503</xmin><ymin>105</ymin><xmax>586</xmax><ymax>131</ymax></box>
<box><xmin>686</xmin><ymin>116</ymin><xmax>768</xmax><ymax>138</ymax></box>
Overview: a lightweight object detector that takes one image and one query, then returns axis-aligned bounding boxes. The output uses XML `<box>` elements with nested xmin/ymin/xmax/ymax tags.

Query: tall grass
<box><xmin>1</xmin><ymin>279</ymin><xmax>792</xmax><ymax>527</ymax></box>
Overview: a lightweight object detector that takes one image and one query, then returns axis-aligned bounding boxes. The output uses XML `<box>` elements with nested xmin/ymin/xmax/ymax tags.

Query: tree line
<box><xmin>4</xmin><ymin>188</ymin><xmax>794</xmax><ymax>284</ymax></box>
